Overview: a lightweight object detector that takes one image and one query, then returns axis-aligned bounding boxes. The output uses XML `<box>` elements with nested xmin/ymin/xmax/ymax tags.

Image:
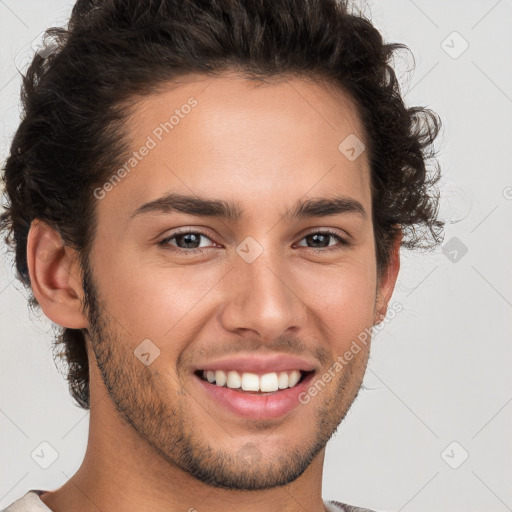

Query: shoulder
<box><xmin>1</xmin><ymin>490</ymin><xmax>51</xmax><ymax>512</ymax></box>
<box><xmin>4</xmin><ymin>493</ymin><xmax>380</xmax><ymax>512</ymax></box>
<box><xmin>325</xmin><ymin>499</ymin><xmax>380</xmax><ymax>512</ymax></box>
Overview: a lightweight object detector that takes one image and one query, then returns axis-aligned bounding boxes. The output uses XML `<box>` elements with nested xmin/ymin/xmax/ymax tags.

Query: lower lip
<box><xmin>194</xmin><ymin>372</ymin><xmax>315</xmax><ymax>420</ymax></box>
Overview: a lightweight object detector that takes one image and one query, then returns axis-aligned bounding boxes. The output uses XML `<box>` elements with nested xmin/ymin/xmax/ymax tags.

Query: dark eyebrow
<box><xmin>284</xmin><ymin>196</ymin><xmax>366</xmax><ymax>221</ymax></box>
<box><xmin>129</xmin><ymin>193</ymin><xmax>243</xmax><ymax>221</ymax></box>
<box><xmin>129</xmin><ymin>192</ymin><xmax>366</xmax><ymax>222</ymax></box>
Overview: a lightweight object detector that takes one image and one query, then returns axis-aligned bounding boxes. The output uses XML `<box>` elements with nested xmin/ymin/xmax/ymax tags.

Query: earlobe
<box><xmin>374</xmin><ymin>230</ymin><xmax>402</xmax><ymax>324</ymax></box>
<box><xmin>26</xmin><ymin>219</ymin><xmax>89</xmax><ymax>329</ymax></box>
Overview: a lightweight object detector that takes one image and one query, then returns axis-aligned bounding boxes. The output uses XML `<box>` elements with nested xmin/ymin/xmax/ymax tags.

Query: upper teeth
<box><xmin>202</xmin><ymin>370</ymin><xmax>302</xmax><ymax>392</ymax></box>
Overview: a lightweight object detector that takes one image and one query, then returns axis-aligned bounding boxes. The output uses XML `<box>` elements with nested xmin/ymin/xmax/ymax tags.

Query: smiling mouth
<box><xmin>195</xmin><ymin>369</ymin><xmax>313</xmax><ymax>394</ymax></box>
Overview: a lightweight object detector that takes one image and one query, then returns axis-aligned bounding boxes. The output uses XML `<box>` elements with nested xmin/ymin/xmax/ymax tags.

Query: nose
<box><xmin>219</xmin><ymin>245</ymin><xmax>308</xmax><ymax>341</ymax></box>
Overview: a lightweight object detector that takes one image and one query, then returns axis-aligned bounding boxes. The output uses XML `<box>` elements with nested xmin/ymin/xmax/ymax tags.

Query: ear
<box><xmin>26</xmin><ymin>219</ymin><xmax>89</xmax><ymax>329</ymax></box>
<box><xmin>374</xmin><ymin>230</ymin><xmax>402</xmax><ymax>324</ymax></box>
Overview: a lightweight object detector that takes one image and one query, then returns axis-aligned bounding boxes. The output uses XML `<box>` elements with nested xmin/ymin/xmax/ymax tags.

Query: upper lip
<box><xmin>195</xmin><ymin>354</ymin><xmax>317</xmax><ymax>374</ymax></box>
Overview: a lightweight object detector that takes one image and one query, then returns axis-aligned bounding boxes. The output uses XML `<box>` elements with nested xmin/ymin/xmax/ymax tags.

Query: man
<box><xmin>0</xmin><ymin>0</ymin><xmax>443</xmax><ymax>511</ymax></box>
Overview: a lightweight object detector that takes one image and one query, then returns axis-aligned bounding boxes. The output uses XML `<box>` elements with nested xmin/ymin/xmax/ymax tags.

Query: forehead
<box><xmin>100</xmin><ymin>72</ymin><xmax>371</xmax><ymax>224</ymax></box>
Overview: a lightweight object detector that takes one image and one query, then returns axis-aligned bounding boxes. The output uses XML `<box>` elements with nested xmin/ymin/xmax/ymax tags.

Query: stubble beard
<box><xmin>82</xmin><ymin>261</ymin><xmax>369</xmax><ymax>490</ymax></box>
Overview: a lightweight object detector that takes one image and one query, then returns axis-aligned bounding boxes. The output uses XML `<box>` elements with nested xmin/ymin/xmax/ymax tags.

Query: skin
<box><xmin>27</xmin><ymin>73</ymin><xmax>401</xmax><ymax>512</ymax></box>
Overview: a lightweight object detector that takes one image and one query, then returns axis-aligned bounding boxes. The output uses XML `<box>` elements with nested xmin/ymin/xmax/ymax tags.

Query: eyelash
<box><xmin>157</xmin><ymin>229</ymin><xmax>351</xmax><ymax>255</ymax></box>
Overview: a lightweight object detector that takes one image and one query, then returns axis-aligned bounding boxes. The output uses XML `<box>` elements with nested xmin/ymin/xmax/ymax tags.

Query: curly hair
<box><xmin>0</xmin><ymin>0</ymin><xmax>444</xmax><ymax>410</ymax></box>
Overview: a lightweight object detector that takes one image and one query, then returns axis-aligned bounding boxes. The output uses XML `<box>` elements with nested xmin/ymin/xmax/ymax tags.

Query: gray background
<box><xmin>1</xmin><ymin>1</ymin><xmax>511</xmax><ymax>511</ymax></box>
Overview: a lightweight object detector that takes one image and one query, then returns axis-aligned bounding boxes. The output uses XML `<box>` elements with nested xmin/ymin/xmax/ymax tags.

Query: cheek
<box><xmin>296</xmin><ymin>255</ymin><xmax>377</xmax><ymax>345</ymax></box>
<box><xmin>95</xmin><ymin>245</ymin><xmax>228</xmax><ymax>342</ymax></box>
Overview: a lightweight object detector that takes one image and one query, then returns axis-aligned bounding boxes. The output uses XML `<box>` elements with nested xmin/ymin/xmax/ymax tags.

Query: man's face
<box><xmin>84</xmin><ymin>73</ymin><xmax>389</xmax><ymax>490</ymax></box>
